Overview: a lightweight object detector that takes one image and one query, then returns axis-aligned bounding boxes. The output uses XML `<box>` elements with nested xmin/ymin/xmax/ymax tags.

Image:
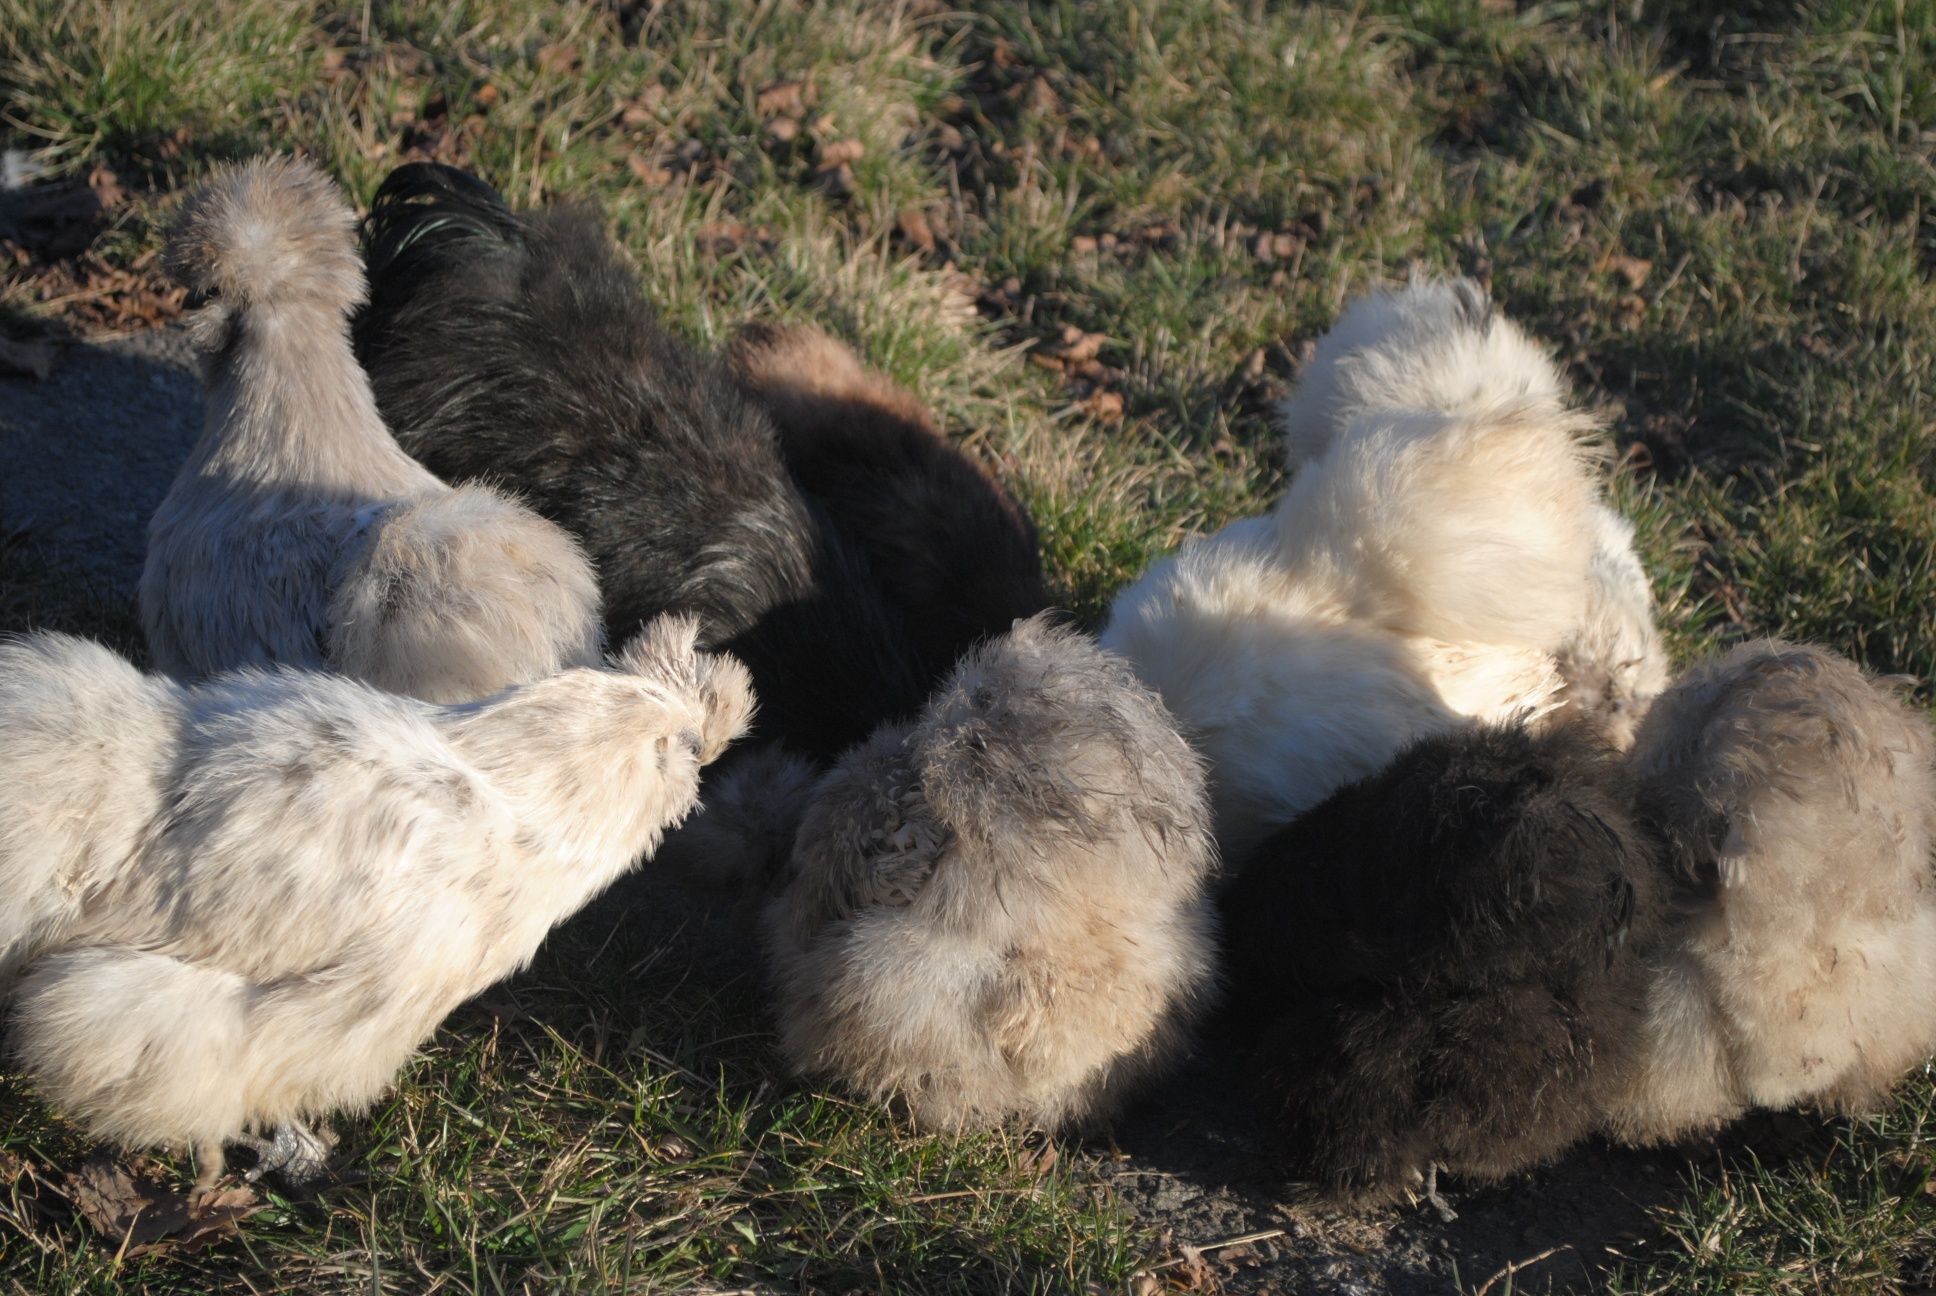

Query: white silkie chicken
<box><xmin>0</xmin><ymin>617</ymin><xmax>751</xmax><ymax>1187</ymax></box>
<box><xmin>1102</xmin><ymin>279</ymin><xmax>1601</xmax><ymax>857</ymax></box>
<box><xmin>1277</xmin><ymin>277</ymin><xmax>1671</xmax><ymax>746</ymax></box>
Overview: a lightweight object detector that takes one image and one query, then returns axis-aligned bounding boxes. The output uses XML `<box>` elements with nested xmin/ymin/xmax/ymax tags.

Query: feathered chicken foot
<box><xmin>233</xmin><ymin>1121</ymin><xmax>336</xmax><ymax>1187</ymax></box>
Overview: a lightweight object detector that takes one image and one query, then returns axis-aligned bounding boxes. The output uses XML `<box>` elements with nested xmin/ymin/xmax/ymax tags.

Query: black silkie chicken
<box><xmin>726</xmin><ymin>321</ymin><xmax>1049</xmax><ymax>690</ymax></box>
<box><xmin>353</xmin><ymin>163</ymin><xmax>1045</xmax><ymax>760</ymax></box>
<box><xmin>1221</xmin><ymin>719</ymin><xmax>1669</xmax><ymax>1214</ymax></box>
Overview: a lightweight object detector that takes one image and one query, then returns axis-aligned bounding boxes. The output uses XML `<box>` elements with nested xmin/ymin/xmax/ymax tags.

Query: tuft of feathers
<box><xmin>144</xmin><ymin>156</ymin><xmax>603</xmax><ymax>704</ymax></box>
<box><xmin>1278</xmin><ymin>276</ymin><xmax>1669</xmax><ymax>742</ymax></box>
<box><xmin>324</xmin><ymin>485</ymin><xmax>604</xmax><ymax>702</ymax></box>
<box><xmin>1223</xmin><ymin>720</ymin><xmax>1669</xmax><ymax>1200</ymax></box>
<box><xmin>1277</xmin><ymin>276</ymin><xmax>1564</xmax><ymax>465</ymax></box>
<box><xmin>650</xmin><ymin>741</ymin><xmax>825</xmax><ymax>898</ymax></box>
<box><xmin>0</xmin><ymin>620</ymin><xmax>752</xmax><ymax>1184</ymax></box>
<box><xmin>1103</xmin><ymin>279</ymin><xmax>1599</xmax><ymax>858</ymax></box>
<box><xmin>762</xmin><ymin>615</ymin><xmax>1218</xmax><ymax>1129</ymax></box>
<box><xmin>1605</xmin><ymin>640</ymin><xmax>1936</xmax><ymax>1143</ymax></box>
<box><xmin>164</xmin><ymin>154</ymin><xmax>364</xmax><ymax>317</ymax></box>
<box><xmin>1554</xmin><ymin>504</ymin><xmax>1671</xmax><ymax>749</ymax></box>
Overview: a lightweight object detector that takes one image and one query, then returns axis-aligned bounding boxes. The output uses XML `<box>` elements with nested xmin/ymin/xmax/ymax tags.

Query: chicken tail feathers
<box><xmin>10</xmin><ymin>948</ymin><xmax>252</xmax><ymax>1152</ymax></box>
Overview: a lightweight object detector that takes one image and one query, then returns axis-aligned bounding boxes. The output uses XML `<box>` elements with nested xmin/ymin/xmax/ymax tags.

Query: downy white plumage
<box><xmin>1277</xmin><ymin>276</ymin><xmax>1670</xmax><ymax>747</ymax></box>
<box><xmin>1102</xmin><ymin>279</ymin><xmax>1600</xmax><ymax>856</ymax></box>
<box><xmin>0</xmin><ymin>619</ymin><xmax>752</xmax><ymax>1186</ymax></box>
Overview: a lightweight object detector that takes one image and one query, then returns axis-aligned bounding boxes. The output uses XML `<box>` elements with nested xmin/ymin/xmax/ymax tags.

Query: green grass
<box><xmin>3</xmin><ymin>0</ymin><xmax>1936</xmax><ymax>1290</ymax></box>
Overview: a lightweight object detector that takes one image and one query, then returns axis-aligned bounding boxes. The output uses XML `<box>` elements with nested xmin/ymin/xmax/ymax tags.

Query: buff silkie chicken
<box><xmin>1223</xmin><ymin>718</ymin><xmax>1670</xmax><ymax>1217</ymax></box>
<box><xmin>762</xmin><ymin>616</ymin><xmax>1218</xmax><ymax>1129</ymax></box>
<box><xmin>1101</xmin><ymin>281</ymin><xmax>1600</xmax><ymax>859</ymax></box>
<box><xmin>0</xmin><ymin>617</ymin><xmax>751</xmax><ymax>1188</ymax></box>
<box><xmin>1278</xmin><ymin>276</ymin><xmax>1671</xmax><ymax>746</ymax></box>
<box><xmin>1603</xmin><ymin>640</ymin><xmax>1936</xmax><ymax>1144</ymax></box>
<box><xmin>142</xmin><ymin>155</ymin><xmax>602</xmax><ymax>703</ymax></box>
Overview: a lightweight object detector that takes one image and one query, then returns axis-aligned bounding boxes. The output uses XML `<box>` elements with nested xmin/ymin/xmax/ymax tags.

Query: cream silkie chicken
<box><xmin>1605</xmin><ymin>640</ymin><xmax>1936</xmax><ymax>1142</ymax></box>
<box><xmin>1277</xmin><ymin>276</ymin><xmax>1671</xmax><ymax>746</ymax></box>
<box><xmin>762</xmin><ymin>616</ymin><xmax>1219</xmax><ymax>1129</ymax></box>
<box><xmin>0</xmin><ymin>617</ymin><xmax>751</xmax><ymax>1187</ymax></box>
<box><xmin>141</xmin><ymin>155</ymin><xmax>602</xmax><ymax>702</ymax></box>
<box><xmin>1102</xmin><ymin>279</ymin><xmax>1601</xmax><ymax>858</ymax></box>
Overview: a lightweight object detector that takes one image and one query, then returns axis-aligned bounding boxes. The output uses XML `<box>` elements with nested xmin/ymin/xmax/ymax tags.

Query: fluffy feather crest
<box><xmin>166</xmin><ymin>155</ymin><xmax>364</xmax><ymax>315</ymax></box>
<box><xmin>1279</xmin><ymin>276</ymin><xmax>1568</xmax><ymax>467</ymax></box>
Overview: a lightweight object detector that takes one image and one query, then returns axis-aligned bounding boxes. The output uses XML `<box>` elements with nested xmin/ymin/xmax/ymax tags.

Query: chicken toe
<box><xmin>234</xmin><ymin>1121</ymin><xmax>336</xmax><ymax>1188</ymax></box>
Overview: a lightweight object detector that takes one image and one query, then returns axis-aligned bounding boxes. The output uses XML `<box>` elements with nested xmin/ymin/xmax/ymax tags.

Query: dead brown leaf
<box><xmin>1079</xmin><ymin>389</ymin><xmax>1124</xmax><ymax>421</ymax></box>
<box><xmin>931</xmin><ymin>122</ymin><xmax>967</xmax><ymax>155</ymax></box>
<box><xmin>896</xmin><ymin>206</ymin><xmax>937</xmax><ymax>254</ymax></box>
<box><xmin>819</xmin><ymin>137</ymin><xmax>866</xmax><ymax>167</ymax></box>
<box><xmin>1171</xmin><ymin>1243</ymin><xmax>1223</xmax><ymax>1292</ymax></box>
<box><xmin>1016</xmin><ymin>1136</ymin><xmax>1059</xmax><ymax>1179</ymax></box>
<box><xmin>1041</xmin><ymin>324</ymin><xmax>1106</xmax><ymax>365</ymax></box>
<box><xmin>755</xmin><ymin>78</ymin><xmax>811</xmax><ymax>120</ymax></box>
<box><xmin>816</xmin><ymin>162</ymin><xmax>857</xmax><ymax>199</ymax></box>
<box><xmin>154</xmin><ymin>125</ymin><xmax>193</xmax><ymax>162</ymax></box>
<box><xmin>1020</xmin><ymin>75</ymin><xmax>1060</xmax><ymax>115</ymax></box>
<box><xmin>625</xmin><ymin>153</ymin><xmax>673</xmax><ymax>186</ymax></box>
<box><xmin>536</xmin><ymin>41</ymin><xmax>580</xmax><ymax>75</ymax></box>
<box><xmin>1599</xmin><ymin>252</ymin><xmax>1652</xmax><ymax>289</ymax></box>
<box><xmin>85</xmin><ymin>167</ymin><xmax>124</xmax><ymax>211</ymax></box>
<box><xmin>696</xmin><ymin>221</ymin><xmax>774</xmax><ymax>256</ymax></box>
<box><xmin>978</xmin><ymin>275</ymin><xmax>1025</xmax><ymax>316</ymax></box>
<box><xmin>64</xmin><ymin>1157</ymin><xmax>260</xmax><ymax>1257</ymax></box>
<box><xmin>1135</xmin><ymin>220</ymin><xmax>1182</xmax><ymax>251</ymax></box>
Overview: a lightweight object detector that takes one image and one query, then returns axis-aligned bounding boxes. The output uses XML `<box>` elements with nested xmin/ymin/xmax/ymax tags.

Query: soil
<box><xmin>1100</xmin><ymin>1046</ymin><xmax>1692</xmax><ymax>1293</ymax></box>
<box><xmin>0</xmin><ymin>328</ymin><xmax>1720</xmax><ymax>1294</ymax></box>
